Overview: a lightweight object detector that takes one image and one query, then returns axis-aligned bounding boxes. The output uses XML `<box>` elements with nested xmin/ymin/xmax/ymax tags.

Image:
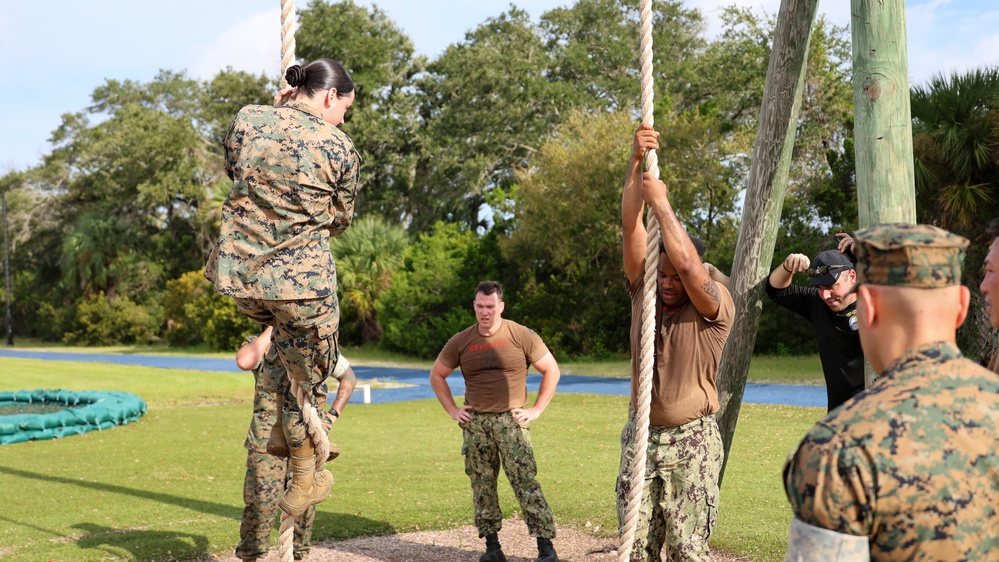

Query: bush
<box><xmin>201</xmin><ymin>296</ymin><xmax>258</xmax><ymax>352</ymax></box>
<box><xmin>163</xmin><ymin>269</ymin><xmax>214</xmax><ymax>346</ymax></box>
<box><xmin>376</xmin><ymin>222</ymin><xmax>502</xmax><ymax>358</ymax></box>
<box><xmin>62</xmin><ymin>292</ymin><xmax>161</xmax><ymax>345</ymax></box>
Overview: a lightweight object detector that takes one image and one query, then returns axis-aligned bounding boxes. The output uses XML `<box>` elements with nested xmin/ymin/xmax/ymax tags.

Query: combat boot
<box><xmin>279</xmin><ymin>440</ymin><xmax>332</xmax><ymax>517</ymax></box>
<box><xmin>267</xmin><ymin>409</ymin><xmax>339</xmax><ymax>462</ymax></box>
<box><xmin>479</xmin><ymin>532</ymin><xmax>507</xmax><ymax>562</ymax></box>
<box><xmin>268</xmin><ymin>426</ymin><xmax>340</xmax><ymax>461</ymax></box>
<box><xmin>266</xmin><ymin>419</ymin><xmax>290</xmax><ymax>458</ymax></box>
<box><xmin>536</xmin><ymin>537</ymin><xmax>558</xmax><ymax>562</ymax></box>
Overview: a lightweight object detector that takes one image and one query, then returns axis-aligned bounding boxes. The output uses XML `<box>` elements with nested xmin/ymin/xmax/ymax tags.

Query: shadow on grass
<box><xmin>0</xmin><ymin>464</ymin><xmax>243</xmax><ymax>520</ymax></box>
<box><xmin>72</xmin><ymin>522</ymin><xmax>212</xmax><ymax>561</ymax></box>
<box><xmin>71</xmin><ymin>516</ymin><xmax>399</xmax><ymax>562</ymax></box>
<box><xmin>0</xmin><ymin>465</ymin><xmax>397</xmax><ymax>561</ymax></box>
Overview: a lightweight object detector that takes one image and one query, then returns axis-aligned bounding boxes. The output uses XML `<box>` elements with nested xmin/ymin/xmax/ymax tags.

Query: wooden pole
<box><xmin>715</xmin><ymin>0</ymin><xmax>819</xmax><ymax>484</ymax></box>
<box><xmin>851</xmin><ymin>0</ymin><xmax>916</xmax><ymax>387</ymax></box>
<box><xmin>851</xmin><ymin>0</ymin><xmax>916</xmax><ymax>227</ymax></box>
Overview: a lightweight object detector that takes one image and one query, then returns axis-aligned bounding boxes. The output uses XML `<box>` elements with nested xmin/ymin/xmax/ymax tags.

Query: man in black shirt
<box><xmin>766</xmin><ymin>236</ymin><xmax>864</xmax><ymax>411</ymax></box>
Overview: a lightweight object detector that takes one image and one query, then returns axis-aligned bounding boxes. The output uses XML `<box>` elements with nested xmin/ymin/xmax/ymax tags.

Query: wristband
<box><xmin>330</xmin><ymin>407</ymin><xmax>339</xmax><ymax>418</ymax></box>
<box><xmin>783</xmin><ymin>263</ymin><xmax>793</xmax><ymax>273</ymax></box>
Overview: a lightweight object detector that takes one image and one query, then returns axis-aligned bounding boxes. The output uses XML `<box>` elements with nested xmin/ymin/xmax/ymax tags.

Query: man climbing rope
<box><xmin>618</xmin><ymin>125</ymin><xmax>734</xmax><ymax>562</ymax></box>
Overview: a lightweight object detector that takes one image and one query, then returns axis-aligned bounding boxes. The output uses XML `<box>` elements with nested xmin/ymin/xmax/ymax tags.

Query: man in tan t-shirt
<box><xmin>430</xmin><ymin>280</ymin><xmax>561</xmax><ymax>562</ymax></box>
<box><xmin>618</xmin><ymin>125</ymin><xmax>735</xmax><ymax>562</ymax></box>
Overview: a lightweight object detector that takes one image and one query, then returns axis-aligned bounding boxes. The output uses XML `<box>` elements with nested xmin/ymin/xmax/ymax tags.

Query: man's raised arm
<box><xmin>622</xmin><ymin>125</ymin><xmax>660</xmax><ymax>285</ymax></box>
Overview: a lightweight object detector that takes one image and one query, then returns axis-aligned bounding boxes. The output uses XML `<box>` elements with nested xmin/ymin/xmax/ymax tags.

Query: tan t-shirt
<box><xmin>628</xmin><ymin>276</ymin><xmax>734</xmax><ymax>427</ymax></box>
<box><xmin>438</xmin><ymin>320</ymin><xmax>549</xmax><ymax>413</ymax></box>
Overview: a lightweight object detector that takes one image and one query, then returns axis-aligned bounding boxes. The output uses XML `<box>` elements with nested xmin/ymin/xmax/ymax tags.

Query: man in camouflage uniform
<box><xmin>980</xmin><ymin>218</ymin><xmax>999</xmax><ymax>373</ymax></box>
<box><xmin>784</xmin><ymin>223</ymin><xmax>999</xmax><ymax>561</ymax></box>
<box><xmin>618</xmin><ymin>126</ymin><xmax>735</xmax><ymax>562</ymax></box>
<box><xmin>205</xmin><ymin>92</ymin><xmax>359</xmax><ymax>517</ymax></box>
<box><xmin>234</xmin><ymin>327</ymin><xmax>356</xmax><ymax>561</ymax></box>
<box><xmin>429</xmin><ymin>281</ymin><xmax>561</xmax><ymax>562</ymax></box>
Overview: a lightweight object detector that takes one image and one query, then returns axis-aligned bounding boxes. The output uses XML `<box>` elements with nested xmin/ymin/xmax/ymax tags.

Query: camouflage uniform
<box><xmin>461</xmin><ymin>411</ymin><xmax>556</xmax><ymax>539</ymax></box>
<box><xmin>784</xmin><ymin>224</ymin><xmax>999</xmax><ymax>561</ymax></box>
<box><xmin>616</xmin><ymin>411</ymin><xmax>722</xmax><ymax>562</ymax></box>
<box><xmin>205</xmin><ymin>100</ymin><xmax>359</xmax><ymax>450</ymax></box>
<box><xmin>236</xmin><ymin>337</ymin><xmax>316</xmax><ymax>561</ymax></box>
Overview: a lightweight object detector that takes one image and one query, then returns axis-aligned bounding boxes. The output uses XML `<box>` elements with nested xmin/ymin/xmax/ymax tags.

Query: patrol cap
<box><xmin>852</xmin><ymin>223</ymin><xmax>969</xmax><ymax>289</ymax></box>
<box><xmin>808</xmin><ymin>250</ymin><xmax>854</xmax><ymax>287</ymax></box>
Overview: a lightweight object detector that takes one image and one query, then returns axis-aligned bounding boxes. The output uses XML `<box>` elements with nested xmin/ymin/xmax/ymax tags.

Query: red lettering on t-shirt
<box><xmin>468</xmin><ymin>339</ymin><xmax>509</xmax><ymax>353</ymax></box>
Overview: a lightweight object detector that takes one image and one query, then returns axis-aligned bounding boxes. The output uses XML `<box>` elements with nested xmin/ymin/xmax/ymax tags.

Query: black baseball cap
<box><xmin>808</xmin><ymin>250</ymin><xmax>854</xmax><ymax>287</ymax></box>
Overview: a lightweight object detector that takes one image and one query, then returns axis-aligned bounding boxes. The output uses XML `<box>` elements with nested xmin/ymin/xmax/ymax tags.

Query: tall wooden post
<box><xmin>715</xmin><ymin>0</ymin><xmax>819</xmax><ymax>484</ymax></box>
<box><xmin>851</xmin><ymin>0</ymin><xmax>917</xmax><ymax>226</ymax></box>
<box><xmin>851</xmin><ymin>0</ymin><xmax>916</xmax><ymax>386</ymax></box>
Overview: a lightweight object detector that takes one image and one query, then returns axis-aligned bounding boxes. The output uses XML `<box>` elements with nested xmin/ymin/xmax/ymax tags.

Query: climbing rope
<box><xmin>276</xmin><ymin>2</ymin><xmax>298</xmax><ymax>557</ymax></box>
<box><xmin>279</xmin><ymin>0</ymin><xmax>296</xmax><ymax>90</ymax></box>
<box><xmin>618</xmin><ymin>0</ymin><xmax>660</xmax><ymax>560</ymax></box>
<box><xmin>275</xmin><ymin>2</ymin><xmax>335</xmax><ymax>559</ymax></box>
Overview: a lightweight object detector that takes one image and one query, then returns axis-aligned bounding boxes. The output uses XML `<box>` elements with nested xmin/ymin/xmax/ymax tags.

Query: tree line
<box><xmin>1</xmin><ymin>0</ymin><xmax>997</xmax><ymax>360</ymax></box>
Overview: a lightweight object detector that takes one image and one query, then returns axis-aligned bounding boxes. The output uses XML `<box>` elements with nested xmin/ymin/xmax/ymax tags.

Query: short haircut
<box><xmin>659</xmin><ymin>233</ymin><xmax>706</xmax><ymax>261</ymax></box>
<box><xmin>475</xmin><ymin>280</ymin><xmax>503</xmax><ymax>301</ymax></box>
<box><xmin>987</xmin><ymin>217</ymin><xmax>999</xmax><ymax>243</ymax></box>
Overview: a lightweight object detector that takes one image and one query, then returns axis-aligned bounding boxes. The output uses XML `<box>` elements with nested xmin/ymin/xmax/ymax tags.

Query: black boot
<box><xmin>537</xmin><ymin>537</ymin><xmax>558</xmax><ymax>562</ymax></box>
<box><xmin>479</xmin><ymin>532</ymin><xmax>507</xmax><ymax>562</ymax></box>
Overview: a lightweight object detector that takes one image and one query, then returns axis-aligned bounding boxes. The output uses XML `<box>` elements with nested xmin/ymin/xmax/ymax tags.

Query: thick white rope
<box><xmin>276</xmin><ymin>3</ymin><xmax>324</xmax><ymax>560</ymax></box>
<box><xmin>279</xmin><ymin>0</ymin><xmax>296</xmax><ymax>90</ymax></box>
<box><xmin>278</xmin><ymin>512</ymin><xmax>295</xmax><ymax>562</ymax></box>
<box><xmin>618</xmin><ymin>0</ymin><xmax>659</xmax><ymax>560</ymax></box>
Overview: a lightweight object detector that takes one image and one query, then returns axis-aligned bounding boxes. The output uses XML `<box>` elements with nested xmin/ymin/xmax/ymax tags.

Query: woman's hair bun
<box><xmin>285</xmin><ymin>65</ymin><xmax>307</xmax><ymax>88</ymax></box>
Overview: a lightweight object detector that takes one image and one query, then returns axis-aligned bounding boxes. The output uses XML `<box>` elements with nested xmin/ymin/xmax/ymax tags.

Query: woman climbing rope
<box><xmin>205</xmin><ymin>57</ymin><xmax>359</xmax><ymax>518</ymax></box>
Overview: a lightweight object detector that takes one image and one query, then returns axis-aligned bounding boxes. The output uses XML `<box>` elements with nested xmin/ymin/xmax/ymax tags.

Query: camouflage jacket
<box><xmin>783</xmin><ymin>341</ymin><xmax>999</xmax><ymax>560</ymax></box>
<box><xmin>205</xmin><ymin>101</ymin><xmax>360</xmax><ymax>300</ymax></box>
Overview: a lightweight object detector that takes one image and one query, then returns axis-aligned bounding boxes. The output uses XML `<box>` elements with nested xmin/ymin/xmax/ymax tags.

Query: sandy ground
<box><xmin>205</xmin><ymin>517</ymin><xmax>753</xmax><ymax>562</ymax></box>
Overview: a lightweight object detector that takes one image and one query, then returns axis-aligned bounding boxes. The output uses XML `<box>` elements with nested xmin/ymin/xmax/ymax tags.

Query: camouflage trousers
<box><xmin>235</xmin><ymin>451</ymin><xmax>315</xmax><ymax>561</ymax></box>
<box><xmin>461</xmin><ymin>411</ymin><xmax>556</xmax><ymax>539</ymax></box>
<box><xmin>235</xmin><ymin>297</ymin><xmax>338</xmax><ymax>449</ymax></box>
<box><xmin>616</xmin><ymin>412</ymin><xmax>723</xmax><ymax>562</ymax></box>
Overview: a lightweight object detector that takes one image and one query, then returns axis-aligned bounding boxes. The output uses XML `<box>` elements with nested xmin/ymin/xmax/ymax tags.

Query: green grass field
<box><xmin>0</xmin><ymin>353</ymin><xmax>824</xmax><ymax>561</ymax></box>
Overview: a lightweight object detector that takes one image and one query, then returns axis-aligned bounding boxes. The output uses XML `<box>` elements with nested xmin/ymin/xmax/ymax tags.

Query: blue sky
<box><xmin>1</xmin><ymin>0</ymin><xmax>996</xmax><ymax>173</ymax></box>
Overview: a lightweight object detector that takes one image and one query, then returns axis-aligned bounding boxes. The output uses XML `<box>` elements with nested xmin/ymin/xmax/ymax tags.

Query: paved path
<box><xmin>0</xmin><ymin>348</ymin><xmax>826</xmax><ymax>408</ymax></box>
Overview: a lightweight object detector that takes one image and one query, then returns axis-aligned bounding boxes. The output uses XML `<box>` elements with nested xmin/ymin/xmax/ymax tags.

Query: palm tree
<box><xmin>910</xmin><ymin>67</ymin><xmax>999</xmax><ymax>232</ymax></box>
<box><xmin>911</xmin><ymin>66</ymin><xmax>999</xmax><ymax>362</ymax></box>
<box><xmin>60</xmin><ymin>213</ymin><xmax>135</xmax><ymax>302</ymax></box>
<box><xmin>330</xmin><ymin>217</ymin><xmax>409</xmax><ymax>344</ymax></box>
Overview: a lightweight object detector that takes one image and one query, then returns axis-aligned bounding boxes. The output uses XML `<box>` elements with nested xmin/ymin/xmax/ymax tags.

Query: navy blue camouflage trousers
<box><xmin>461</xmin><ymin>411</ymin><xmax>556</xmax><ymax>539</ymax></box>
<box><xmin>616</xmin><ymin>411</ymin><xmax>722</xmax><ymax>562</ymax></box>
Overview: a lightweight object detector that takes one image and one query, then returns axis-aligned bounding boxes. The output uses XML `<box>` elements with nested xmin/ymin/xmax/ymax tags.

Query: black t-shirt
<box><xmin>765</xmin><ymin>281</ymin><xmax>865</xmax><ymax>411</ymax></box>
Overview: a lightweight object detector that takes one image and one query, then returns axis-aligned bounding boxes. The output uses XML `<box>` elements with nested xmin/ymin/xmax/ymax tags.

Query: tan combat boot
<box><xmin>279</xmin><ymin>440</ymin><xmax>333</xmax><ymax>517</ymax></box>
<box><xmin>267</xmin><ymin>411</ymin><xmax>339</xmax><ymax>462</ymax></box>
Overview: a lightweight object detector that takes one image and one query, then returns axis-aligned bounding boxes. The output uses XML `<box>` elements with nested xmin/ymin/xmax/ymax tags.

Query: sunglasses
<box><xmin>806</xmin><ymin>265</ymin><xmax>848</xmax><ymax>278</ymax></box>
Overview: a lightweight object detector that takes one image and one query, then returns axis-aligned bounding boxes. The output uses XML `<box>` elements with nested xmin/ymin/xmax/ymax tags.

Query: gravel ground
<box><xmin>205</xmin><ymin>517</ymin><xmax>754</xmax><ymax>562</ymax></box>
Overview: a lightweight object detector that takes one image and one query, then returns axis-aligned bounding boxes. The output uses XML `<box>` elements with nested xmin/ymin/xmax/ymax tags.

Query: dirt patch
<box><xmin>207</xmin><ymin>517</ymin><xmax>753</xmax><ymax>562</ymax></box>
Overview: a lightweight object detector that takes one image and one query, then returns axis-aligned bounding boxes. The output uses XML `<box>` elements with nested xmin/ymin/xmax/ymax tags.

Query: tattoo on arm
<box><xmin>336</xmin><ymin>384</ymin><xmax>353</xmax><ymax>402</ymax></box>
<box><xmin>701</xmin><ymin>278</ymin><xmax>721</xmax><ymax>306</ymax></box>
